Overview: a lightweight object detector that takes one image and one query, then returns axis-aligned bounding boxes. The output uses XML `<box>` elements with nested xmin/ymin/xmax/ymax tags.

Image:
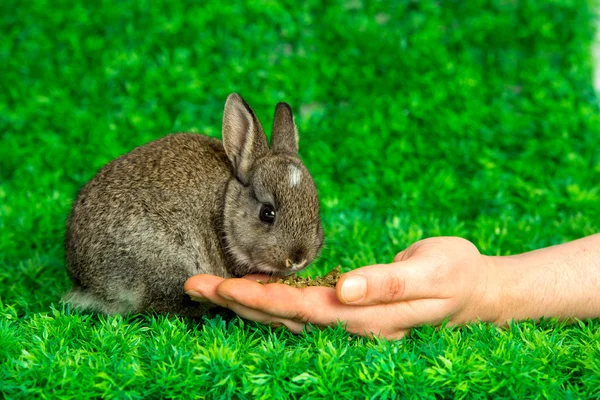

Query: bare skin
<box><xmin>184</xmin><ymin>234</ymin><xmax>600</xmax><ymax>340</ymax></box>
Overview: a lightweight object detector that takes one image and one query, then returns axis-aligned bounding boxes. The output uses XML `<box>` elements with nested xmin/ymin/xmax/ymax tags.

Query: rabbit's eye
<box><xmin>259</xmin><ymin>204</ymin><xmax>276</xmax><ymax>224</ymax></box>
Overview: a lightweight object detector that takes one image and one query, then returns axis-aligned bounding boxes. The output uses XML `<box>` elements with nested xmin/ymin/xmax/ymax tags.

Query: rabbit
<box><xmin>63</xmin><ymin>93</ymin><xmax>324</xmax><ymax>317</ymax></box>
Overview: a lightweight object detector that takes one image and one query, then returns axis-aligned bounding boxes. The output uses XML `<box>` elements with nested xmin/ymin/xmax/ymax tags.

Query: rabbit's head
<box><xmin>221</xmin><ymin>94</ymin><xmax>324</xmax><ymax>277</ymax></box>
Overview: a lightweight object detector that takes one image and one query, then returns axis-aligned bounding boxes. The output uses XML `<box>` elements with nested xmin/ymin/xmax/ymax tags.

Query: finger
<box><xmin>393</xmin><ymin>239</ymin><xmax>434</xmax><ymax>262</ymax></box>
<box><xmin>184</xmin><ymin>274</ymin><xmax>226</xmax><ymax>303</ymax></box>
<box><xmin>216</xmin><ymin>278</ymin><xmax>448</xmax><ymax>330</ymax></box>
<box><xmin>184</xmin><ymin>274</ymin><xmax>274</xmax><ymax>305</ymax></box>
<box><xmin>224</xmin><ymin>301</ymin><xmax>307</xmax><ymax>333</ymax></box>
<box><xmin>343</xmin><ymin>298</ymin><xmax>449</xmax><ymax>335</ymax></box>
<box><xmin>336</xmin><ymin>260</ymin><xmax>445</xmax><ymax>306</ymax></box>
<box><xmin>351</xmin><ymin>327</ymin><xmax>411</xmax><ymax>341</ymax></box>
<box><xmin>217</xmin><ymin>279</ymin><xmax>342</xmax><ymax>326</ymax></box>
<box><xmin>241</xmin><ymin>274</ymin><xmax>272</xmax><ymax>282</ymax></box>
<box><xmin>183</xmin><ymin>272</ymin><xmax>273</xmax><ymax>292</ymax></box>
<box><xmin>384</xmin><ymin>329</ymin><xmax>410</xmax><ymax>341</ymax></box>
<box><xmin>184</xmin><ymin>273</ymin><xmax>272</xmax><ymax>297</ymax></box>
<box><xmin>394</xmin><ymin>249</ymin><xmax>409</xmax><ymax>263</ymax></box>
<box><xmin>185</xmin><ymin>275</ymin><xmax>308</xmax><ymax>332</ymax></box>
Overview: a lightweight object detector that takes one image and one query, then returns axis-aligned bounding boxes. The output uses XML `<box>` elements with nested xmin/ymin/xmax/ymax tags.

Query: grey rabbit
<box><xmin>64</xmin><ymin>93</ymin><xmax>324</xmax><ymax>316</ymax></box>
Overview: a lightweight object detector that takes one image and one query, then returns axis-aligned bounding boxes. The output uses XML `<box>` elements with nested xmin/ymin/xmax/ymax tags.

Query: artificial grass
<box><xmin>1</xmin><ymin>0</ymin><xmax>599</xmax><ymax>398</ymax></box>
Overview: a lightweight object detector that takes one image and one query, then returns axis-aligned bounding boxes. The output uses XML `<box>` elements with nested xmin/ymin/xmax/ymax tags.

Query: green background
<box><xmin>1</xmin><ymin>0</ymin><xmax>599</xmax><ymax>398</ymax></box>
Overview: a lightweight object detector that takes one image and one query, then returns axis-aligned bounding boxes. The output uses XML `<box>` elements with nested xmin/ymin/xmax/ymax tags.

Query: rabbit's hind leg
<box><xmin>62</xmin><ymin>284</ymin><xmax>145</xmax><ymax>315</ymax></box>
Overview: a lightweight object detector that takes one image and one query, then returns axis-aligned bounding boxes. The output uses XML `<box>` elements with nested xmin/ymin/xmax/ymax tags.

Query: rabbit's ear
<box><xmin>271</xmin><ymin>102</ymin><xmax>299</xmax><ymax>154</ymax></box>
<box><xmin>222</xmin><ymin>93</ymin><xmax>269</xmax><ymax>183</ymax></box>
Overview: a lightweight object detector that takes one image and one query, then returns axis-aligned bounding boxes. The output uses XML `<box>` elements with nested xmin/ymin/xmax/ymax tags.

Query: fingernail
<box><xmin>218</xmin><ymin>291</ymin><xmax>233</xmax><ymax>301</ymax></box>
<box><xmin>341</xmin><ymin>275</ymin><xmax>367</xmax><ymax>303</ymax></box>
<box><xmin>186</xmin><ymin>290</ymin><xmax>204</xmax><ymax>301</ymax></box>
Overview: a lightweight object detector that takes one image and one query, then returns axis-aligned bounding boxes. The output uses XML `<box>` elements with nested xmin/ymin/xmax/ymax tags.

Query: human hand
<box><xmin>184</xmin><ymin>237</ymin><xmax>501</xmax><ymax>339</ymax></box>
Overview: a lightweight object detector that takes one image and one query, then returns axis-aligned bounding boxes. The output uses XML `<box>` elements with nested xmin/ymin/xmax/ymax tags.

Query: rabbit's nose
<box><xmin>290</xmin><ymin>246</ymin><xmax>307</xmax><ymax>264</ymax></box>
<box><xmin>286</xmin><ymin>259</ymin><xmax>306</xmax><ymax>269</ymax></box>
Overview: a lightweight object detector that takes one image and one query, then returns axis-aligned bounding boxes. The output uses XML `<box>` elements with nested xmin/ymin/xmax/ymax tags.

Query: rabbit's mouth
<box><xmin>250</xmin><ymin>263</ymin><xmax>299</xmax><ymax>277</ymax></box>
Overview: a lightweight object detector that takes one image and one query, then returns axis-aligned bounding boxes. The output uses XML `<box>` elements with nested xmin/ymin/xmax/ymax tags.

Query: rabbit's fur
<box><xmin>64</xmin><ymin>94</ymin><xmax>324</xmax><ymax>316</ymax></box>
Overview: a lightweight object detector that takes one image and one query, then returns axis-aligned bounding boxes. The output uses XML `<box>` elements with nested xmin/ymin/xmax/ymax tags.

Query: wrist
<box><xmin>485</xmin><ymin>254</ymin><xmax>521</xmax><ymax>326</ymax></box>
<box><xmin>477</xmin><ymin>255</ymin><xmax>506</xmax><ymax>324</ymax></box>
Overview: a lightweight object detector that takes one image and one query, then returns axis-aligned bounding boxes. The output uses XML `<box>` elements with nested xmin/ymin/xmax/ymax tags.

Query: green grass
<box><xmin>1</xmin><ymin>0</ymin><xmax>600</xmax><ymax>398</ymax></box>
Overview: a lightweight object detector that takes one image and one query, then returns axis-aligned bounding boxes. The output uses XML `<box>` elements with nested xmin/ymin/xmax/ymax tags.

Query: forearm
<box><xmin>489</xmin><ymin>233</ymin><xmax>600</xmax><ymax>325</ymax></box>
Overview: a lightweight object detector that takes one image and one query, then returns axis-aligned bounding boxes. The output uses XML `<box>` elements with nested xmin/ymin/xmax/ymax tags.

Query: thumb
<box><xmin>336</xmin><ymin>259</ymin><xmax>438</xmax><ymax>306</ymax></box>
